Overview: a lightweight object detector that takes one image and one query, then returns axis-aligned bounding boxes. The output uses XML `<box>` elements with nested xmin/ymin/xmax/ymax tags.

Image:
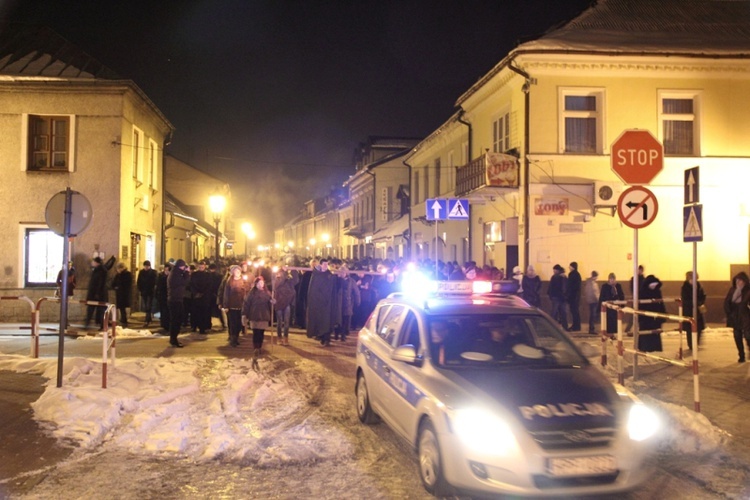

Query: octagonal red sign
<box><xmin>610</xmin><ymin>130</ymin><xmax>663</xmax><ymax>185</ymax></box>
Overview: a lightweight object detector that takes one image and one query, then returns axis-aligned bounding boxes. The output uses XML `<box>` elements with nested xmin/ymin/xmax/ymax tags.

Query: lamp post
<box><xmin>241</xmin><ymin>222</ymin><xmax>255</xmax><ymax>257</ymax></box>
<box><xmin>209</xmin><ymin>194</ymin><xmax>226</xmax><ymax>264</ymax></box>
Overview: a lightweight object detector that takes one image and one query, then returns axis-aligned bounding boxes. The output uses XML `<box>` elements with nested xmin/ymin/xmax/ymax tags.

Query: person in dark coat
<box><xmin>112</xmin><ymin>262</ymin><xmax>133</xmax><ymax>327</ymax></box>
<box><xmin>637</xmin><ymin>274</ymin><xmax>666</xmax><ymax>352</ymax></box>
<box><xmin>548</xmin><ymin>264</ymin><xmax>568</xmax><ymax>330</ymax></box>
<box><xmin>223</xmin><ymin>265</ymin><xmax>249</xmax><ymax>347</ymax></box>
<box><xmin>295</xmin><ymin>261</ymin><xmax>316</xmax><ymax>328</ymax></box>
<box><xmin>521</xmin><ymin>265</ymin><xmax>542</xmax><ymax>307</ymax></box>
<box><xmin>599</xmin><ymin>273</ymin><xmax>625</xmax><ymax>334</ymax></box>
<box><xmin>84</xmin><ymin>257</ymin><xmax>109</xmax><ymax>329</ymax></box>
<box><xmin>208</xmin><ymin>263</ymin><xmax>225</xmax><ymax>330</ymax></box>
<box><xmin>167</xmin><ymin>259</ymin><xmax>190</xmax><ymax>347</ymax></box>
<box><xmin>723</xmin><ymin>271</ymin><xmax>750</xmax><ymax>362</ymax></box>
<box><xmin>156</xmin><ymin>264</ymin><xmax>171</xmax><ymax>331</ymax></box>
<box><xmin>243</xmin><ymin>277</ymin><xmax>274</xmax><ymax>357</ymax></box>
<box><xmin>190</xmin><ymin>260</ymin><xmax>213</xmax><ymax>334</ymax></box>
<box><xmin>566</xmin><ymin>262</ymin><xmax>582</xmax><ymax>331</ymax></box>
<box><xmin>56</xmin><ymin>261</ymin><xmax>76</xmax><ymax>298</ymax></box>
<box><xmin>335</xmin><ymin>266</ymin><xmax>361</xmax><ymax>342</ymax></box>
<box><xmin>681</xmin><ymin>271</ymin><xmax>706</xmax><ymax>350</ymax></box>
<box><xmin>306</xmin><ymin>259</ymin><xmax>337</xmax><ymax>346</ymax></box>
<box><xmin>273</xmin><ymin>268</ymin><xmax>297</xmax><ymax>346</ymax></box>
<box><xmin>354</xmin><ymin>274</ymin><xmax>377</xmax><ymax>328</ymax></box>
<box><xmin>137</xmin><ymin>260</ymin><xmax>157</xmax><ymax>327</ymax></box>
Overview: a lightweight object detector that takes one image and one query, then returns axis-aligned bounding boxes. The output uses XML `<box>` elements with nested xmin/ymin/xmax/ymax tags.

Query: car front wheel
<box><xmin>418</xmin><ymin>418</ymin><xmax>451</xmax><ymax>496</ymax></box>
<box><xmin>356</xmin><ymin>373</ymin><xmax>379</xmax><ymax>424</ymax></box>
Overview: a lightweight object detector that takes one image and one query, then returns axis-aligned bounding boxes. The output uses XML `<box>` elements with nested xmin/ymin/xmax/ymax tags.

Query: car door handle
<box><xmin>384</xmin><ymin>366</ymin><xmax>391</xmax><ymax>375</ymax></box>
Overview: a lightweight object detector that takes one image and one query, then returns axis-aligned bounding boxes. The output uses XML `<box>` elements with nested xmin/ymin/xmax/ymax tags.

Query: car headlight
<box><xmin>452</xmin><ymin>408</ymin><xmax>519</xmax><ymax>455</ymax></box>
<box><xmin>627</xmin><ymin>403</ymin><xmax>660</xmax><ymax>441</ymax></box>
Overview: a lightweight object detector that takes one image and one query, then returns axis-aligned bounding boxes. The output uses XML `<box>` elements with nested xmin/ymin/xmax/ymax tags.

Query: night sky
<box><xmin>3</xmin><ymin>0</ymin><xmax>592</xmax><ymax>241</ymax></box>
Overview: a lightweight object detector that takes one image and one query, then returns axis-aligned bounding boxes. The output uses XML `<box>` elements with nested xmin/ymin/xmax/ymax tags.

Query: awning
<box><xmin>372</xmin><ymin>215</ymin><xmax>409</xmax><ymax>242</ymax></box>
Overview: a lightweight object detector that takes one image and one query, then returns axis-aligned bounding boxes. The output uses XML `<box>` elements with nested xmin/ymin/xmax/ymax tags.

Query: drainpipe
<box><xmin>402</xmin><ymin>159</ymin><xmax>413</xmax><ymax>260</ymax></box>
<box><xmin>364</xmin><ymin>168</ymin><xmax>376</xmax><ymax>259</ymax></box>
<box><xmin>457</xmin><ymin>109</ymin><xmax>473</xmax><ymax>262</ymax></box>
<box><xmin>508</xmin><ymin>63</ymin><xmax>532</xmax><ymax>272</ymax></box>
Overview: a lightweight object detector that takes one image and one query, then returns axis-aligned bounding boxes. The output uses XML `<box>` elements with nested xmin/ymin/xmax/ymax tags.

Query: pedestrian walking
<box><xmin>584</xmin><ymin>271</ymin><xmax>600</xmax><ymax>334</ymax></box>
<box><xmin>723</xmin><ymin>272</ymin><xmax>750</xmax><ymax>362</ymax></box>
<box><xmin>599</xmin><ymin>273</ymin><xmax>625</xmax><ymax>334</ymax></box>
<box><xmin>167</xmin><ymin>259</ymin><xmax>190</xmax><ymax>348</ymax></box>
<box><xmin>625</xmin><ymin>265</ymin><xmax>645</xmax><ymax>333</ymax></box>
<box><xmin>548</xmin><ymin>264</ymin><xmax>568</xmax><ymax>330</ymax></box>
<box><xmin>137</xmin><ymin>260</ymin><xmax>157</xmax><ymax>327</ymax></box>
<box><xmin>112</xmin><ymin>262</ymin><xmax>133</xmax><ymax>327</ymax></box>
<box><xmin>273</xmin><ymin>267</ymin><xmax>296</xmax><ymax>346</ymax></box>
<box><xmin>521</xmin><ymin>266</ymin><xmax>541</xmax><ymax>307</ymax></box>
<box><xmin>84</xmin><ymin>257</ymin><xmax>109</xmax><ymax>329</ymax></box>
<box><xmin>567</xmin><ymin>262</ymin><xmax>582</xmax><ymax>331</ymax></box>
<box><xmin>681</xmin><ymin>271</ymin><xmax>706</xmax><ymax>350</ymax></box>
<box><xmin>156</xmin><ymin>264</ymin><xmax>171</xmax><ymax>331</ymax></box>
<box><xmin>306</xmin><ymin>259</ymin><xmax>337</xmax><ymax>346</ymax></box>
<box><xmin>208</xmin><ymin>263</ymin><xmax>225</xmax><ymax>330</ymax></box>
<box><xmin>223</xmin><ymin>265</ymin><xmax>249</xmax><ymax>347</ymax></box>
<box><xmin>335</xmin><ymin>265</ymin><xmax>360</xmax><ymax>342</ymax></box>
<box><xmin>243</xmin><ymin>277</ymin><xmax>274</xmax><ymax>358</ymax></box>
<box><xmin>190</xmin><ymin>260</ymin><xmax>213</xmax><ymax>334</ymax></box>
<box><xmin>637</xmin><ymin>274</ymin><xmax>666</xmax><ymax>352</ymax></box>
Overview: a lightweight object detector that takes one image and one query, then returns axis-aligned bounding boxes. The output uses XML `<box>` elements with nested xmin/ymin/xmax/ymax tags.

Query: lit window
<box><xmin>148</xmin><ymin>139</ymin><xmax>158</xmax><ymax>190</ymax></box>
<box><xmin>132</xmin><ymin>127</ymin><xmax>143</xmax><ymax>181</ymax></box>
<box><xmin>27</xmin><ymin>115</ymin><xmax>70</xmax><ymax>170</ymax></box>
<box><xmin>659</xmin><ymin>92</ymin><xmax>699</xmax><ymax>156</ymax></box>
<box><xmin>25</xmin><ymin>228</ymin><xmax>63</xmax><ymax>287</ymax></box>
<box><xmin>434</xmin><ymin>157</ymin><xmax>441</xmax><ymax>196</ymax></box>
<box><xmin>560</xmin><ymin>89</ymin><xmax>604</xmax><ymax>154</ymax></box>
<box><xmin>493</xmin><ymin>112</ymin><xmax>510</xmax><ymax>153</ymax></box>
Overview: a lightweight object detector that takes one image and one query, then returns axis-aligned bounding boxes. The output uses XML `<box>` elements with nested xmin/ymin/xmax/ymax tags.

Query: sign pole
<box><xmin>692</xmin><ymin>241</ymin><xmax>698</xmax><ymax>349</ymax></box>
<box><xmin>57</xmin><ymin>188</ymin><xmax>73</xmax><ymax>388</ymax></box>
<box><xmin>632</xmin><ymin>228</ymin><xmax>639</xmax><ymax>380</ymax></box>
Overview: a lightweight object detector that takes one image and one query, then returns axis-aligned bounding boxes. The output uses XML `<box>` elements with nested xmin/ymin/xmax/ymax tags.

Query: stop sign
<box><xmin>611</xmin><ymin>130</ymin><xmax>663</xmax><ymax>184</ymax></box>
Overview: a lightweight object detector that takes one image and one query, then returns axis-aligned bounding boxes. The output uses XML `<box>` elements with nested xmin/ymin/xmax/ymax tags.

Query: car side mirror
<box><xmin>392</xmin><ymin>344</ymin><xmax>422</xmax><ymax>366</ymax></box>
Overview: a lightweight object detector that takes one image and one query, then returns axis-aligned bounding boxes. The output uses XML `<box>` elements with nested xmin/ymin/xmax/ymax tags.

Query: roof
<box><xmin>0</xmin><ymin>24</ymin><xmax>121</xmax><ymax>78</ymax></box>
<box><xmin>521</xmin><ymin>0</ymin><xmax>750</xmax><ymax>55</ymax></box>
<box><xmin>457</xmin><ymin>0</ymin><xmax>750</xmax><ymax>106</ymax></box>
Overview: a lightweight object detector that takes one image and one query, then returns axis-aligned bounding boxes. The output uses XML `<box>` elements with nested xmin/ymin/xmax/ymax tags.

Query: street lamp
<box><xmin>309</xmin><ymin>238</ymin><xmax>316</xmax><ymax>257</ymax></box>
<box><xmin>241</xmin><ymin>222</ymin><xmax>255</xmax><ymax>257</ymax></box>
<box><xmin>209</xmin><ymin>194</ymin><xmax>226</xmax><ymax>264</ymax></box>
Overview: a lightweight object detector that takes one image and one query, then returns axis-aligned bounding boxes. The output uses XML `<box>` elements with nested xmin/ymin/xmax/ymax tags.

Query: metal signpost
<box><xmin>684</xmin><ymin>166</ymin><xmax>702</xmax><ymax>355</ymax></box>
<box><xmin>426</xmin><ymin>198</ymin><xmax>469</xmax><ymax>277</ymax></box>
<box><xmin>45</xmin><ymin>189</ymin><xmax>93</xmax><ymax>388</ymax></box>
<box><xmin>611</xmin><ymin>130</ymin><xmax>664</xmax><ymax>378</ymax></box>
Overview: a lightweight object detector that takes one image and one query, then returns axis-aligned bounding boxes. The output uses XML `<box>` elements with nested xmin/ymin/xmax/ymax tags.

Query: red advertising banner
<box><xmin>485</xmin><ymin>152</ymin><xmax>519</xmax><ymax>188</ymax></box>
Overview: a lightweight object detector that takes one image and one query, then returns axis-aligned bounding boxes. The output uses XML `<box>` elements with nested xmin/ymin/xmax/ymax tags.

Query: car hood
<box><xmin>437</xmin><ymin>365</ymin><xmax>619</xmax><ymax>431</ymax></box>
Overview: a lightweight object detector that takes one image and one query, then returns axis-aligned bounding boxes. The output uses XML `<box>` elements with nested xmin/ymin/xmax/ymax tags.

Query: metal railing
<box><xmin>598</xmin><ymin>299</ymin><xmax>700</xmax><ymax>412</ymax></box>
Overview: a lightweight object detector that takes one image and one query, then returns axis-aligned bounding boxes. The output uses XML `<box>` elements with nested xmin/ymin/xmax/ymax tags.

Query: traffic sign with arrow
<box><xmin>617</xmin><ymin>186</ymin><xmax>659</xmax><ymax>229</ymax></box>
<box><xmin>684</xmin><ymin>166</ymin><xmax>699</xmax><ymax>205</ymax></box>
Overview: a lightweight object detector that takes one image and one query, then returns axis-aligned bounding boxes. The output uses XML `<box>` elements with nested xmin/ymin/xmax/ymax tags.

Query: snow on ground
<box><xmin>0</xmin><ymin>326</ymin><xmax>736</xmax><ymax>467</ymax></box>
<box><xmin>0</xmin><ymin>354</ymin><xmax>353</xmax><ymax>467</ymax></box>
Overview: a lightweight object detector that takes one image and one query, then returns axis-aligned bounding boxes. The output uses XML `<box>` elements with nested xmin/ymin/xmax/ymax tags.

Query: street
<box><xmin>0</xmin><ymin>325</ymin><xmax>749</xmax><ymax>499</ymax></box>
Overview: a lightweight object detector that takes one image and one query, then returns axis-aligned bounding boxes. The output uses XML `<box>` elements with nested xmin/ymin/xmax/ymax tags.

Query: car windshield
<box><xmin>427</xmin><ymin>314</ymin><xmax>588</xmax><ymax>369</ymax></box>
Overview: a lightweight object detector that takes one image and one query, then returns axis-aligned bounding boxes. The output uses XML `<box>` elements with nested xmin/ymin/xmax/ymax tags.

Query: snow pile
<box><xmin>0</xmin><ymin>355</ymin><xmax>353</xmax><ymax>466</ymax></box>
<box><xmin>77</xmin><ymin>325</ymin><xmax>159</xmax><ymax>339</ymax></box>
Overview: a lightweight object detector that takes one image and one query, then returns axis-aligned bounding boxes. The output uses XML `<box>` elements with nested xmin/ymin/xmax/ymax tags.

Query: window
<box><xmin>434</xmin><ymin>158</ymin><xmax>441</xmax><ymax>196</ymax></box>
<box><xmin>413</xmin><ymin>171</ymin><xmax>420</xmax><ymax>205</ymax></box>
<box><xmin>25</xmin><ymin>228</ymin><xmax>63</xmax><ymax>287</ymax></box>
<box><xmin>423</xmin><ymin>167</ymin><xmax>429</xmax><ymax>200</ymax></box>
<box><xmin>493</xmin><ymin>111</ymin><xmax>510</xmax><ymax>153</ymax></box>
<box><xmin>148</xmin><ymin>139</ymin><xmax>158</xmax><ymax>189</ymax></box>
<box><xmin>26</xmin><ymin>115</ymin><xmax>72</xmax><ymax>171</ymax></box>
<box><xmin>396</xmin><ymin>310</ymin><xmax>421</xmax><ymax>351</ymax></box>
<box><xmin>132</xmin><ymin>127</ymin><xmax>143</xmax><ymax>181</ymax></box>
<box><xmin>447</xmin><ymin>151</ymin><xmax>455</xmax><ymax>192</ymax></box>
<box><xmin>659</xmin><ymin>91</ymin><xmax>699</xmax><ymax>156</ymax></box>
<box><xmin>560</xmin><ymin>89</ymin><xmax>604</xmax><ymax>154</ymax></box>
<box><xmin>377</xmin><ymin>305</ymin><xmax>405</xmax><ymax>345</ymax></box>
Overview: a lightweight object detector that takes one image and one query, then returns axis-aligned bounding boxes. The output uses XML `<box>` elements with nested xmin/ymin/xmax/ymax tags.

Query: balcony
<box><xmin>455</xmin><ymin>152</ymin><xmax>520</xmax><ymax>197</ymax></box>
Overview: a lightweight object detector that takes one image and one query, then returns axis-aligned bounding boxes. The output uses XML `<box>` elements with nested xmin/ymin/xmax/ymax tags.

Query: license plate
<box><xmin>547</xmin><ymin>455</ymin><xmax>617</xmax><ymax>476</ymax></box>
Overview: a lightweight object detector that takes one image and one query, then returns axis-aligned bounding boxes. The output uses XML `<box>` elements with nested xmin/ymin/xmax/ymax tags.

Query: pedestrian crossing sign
<box><xmin>683</xmin><ymin>204</ymin><xmax>703</xmax><ymax>242</ymax></box>
<box><xmin>447</xmin><ymin>199</ymin><xmax>469</xmax><ymax>219</ymax></box>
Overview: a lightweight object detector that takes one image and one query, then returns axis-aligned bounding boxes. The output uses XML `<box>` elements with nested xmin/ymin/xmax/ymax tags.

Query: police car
<box><xmin>355</xmin><ymin>277</ymin><xmax>660</xmax><ymax>497</ymax></box>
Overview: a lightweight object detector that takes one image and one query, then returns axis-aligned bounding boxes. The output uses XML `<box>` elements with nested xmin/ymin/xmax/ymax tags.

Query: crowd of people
<box><xmin>64</xmin><ymin>252</ymin><xmax>750</xmax><ymax>365</ymax></box>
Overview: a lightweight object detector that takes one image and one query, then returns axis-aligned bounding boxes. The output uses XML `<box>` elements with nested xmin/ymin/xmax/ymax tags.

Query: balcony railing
<box><xmin>455</xmin><ymin>152</ymin><xmax>519</xmax><ymax>197</ymax></box>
